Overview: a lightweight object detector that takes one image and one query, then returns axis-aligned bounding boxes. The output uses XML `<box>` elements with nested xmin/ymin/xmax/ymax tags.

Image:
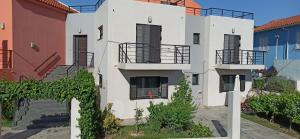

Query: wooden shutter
<box><xmin>240</xmin><ymin>75</ymin><xmax>246</xmax><ymax>92</ymax></box>
<box><xmin>160</xmin><ymin>77</ymin><xmax>168</xmax><ymax>99</ymax></box>
<box><xmin>150</xmin><ymin>25</ymin><xmax>162</xmax><ymax>63</ymax></box>
<box><xmin>130</xmin><ymin>77</ymin><xmax>137</xmax><ymax>100</ymax></box>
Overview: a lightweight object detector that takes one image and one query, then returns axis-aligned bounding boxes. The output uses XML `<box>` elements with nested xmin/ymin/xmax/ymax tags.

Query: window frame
<box><xmin>296</xmin><ymin>32</ymin><xmax>300</xmax><ymax>49</ymax></box>
<box><xmin>193</xmin><ymin>33</ymin><xmax>200</xmax><ymax>44</ymax></box>
<box><xmin>219</xmin><ymin>75</ymin><xmax>246</xmax><ymax>92</ymax></box>
<box><xmin>130</xmin><ymin>76</ymin><xmax>168</xmax><ymax>100</ymax></box>
<box><xmin>98</xmin><ymin>25</ymin><xmax>103</xmax><ymax>40</ymax></box>
<box><xmin>192</xmin><ymin>74</ymin><xmax>199</xmax><ymax>85</ymax></box>
<box><xmin>259</xmin><ymin>36</ymin><xmax>268</xmax><ymax>51</ymax></box>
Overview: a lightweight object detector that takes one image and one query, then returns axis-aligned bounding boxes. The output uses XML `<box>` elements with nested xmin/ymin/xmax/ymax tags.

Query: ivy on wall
<box><xmin>0</xmin><ymin>70</ymin><xmax>100</xmax><ymax>139</ymax></box>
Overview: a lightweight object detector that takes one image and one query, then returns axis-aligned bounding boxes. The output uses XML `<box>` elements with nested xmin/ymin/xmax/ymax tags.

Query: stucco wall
<box><xmin>0</xmin><ymin>0</ymin><xmax>13</xmax><ymax>79</ymax></box>
<box><xmin>12</xmin><ymin>0</ymin><xmax>67</xmax><ymax>80</ymax></box>
<box><xmin>254</xmin><ymin>25</ymin><xmax>300</xmax><ymax>68</ymax></box>
<box><xmin>274</xmin><ymin>60</ymin><xmax>300</xmax><ymax>80</ymax></box>
<box><xmin>105</xmin><ymin>0</ymin><xmax>186</xmax><ymax>119</ymax></box>
<box><xmin>186</xmin><ymin>15</ymin><xmax>255</xmax><ymax>106</ymax></box>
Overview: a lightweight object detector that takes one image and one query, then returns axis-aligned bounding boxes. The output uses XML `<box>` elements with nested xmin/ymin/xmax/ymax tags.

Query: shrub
<box><xmin>2</xmin><ymin>99</ymin><xmax>16</xmax><ymax>120</ymax></box>
<box><xmin>265</xmin><ymin>76</ymin><xmax>295</xmax><ymax>93</ymax></box>
<box><xmin>147</xmin><ymin>76</ymin><xmax>197</xmax><ymax>131</ymax></box>
<box><xmin>134</xmin><ymin>107</ymin><xmax>144</xmax><ymax>133</ymax></box>
<box><xmin>249</xmin><ymin>92</ymin><xmax>300</xmax><ymax>129</ymax></box>
<box><xmin>253</xmin><ymin>78</ymin><xmax>265</xmax><ymax>93</ymax></box>
<box><xmin>187</xmin><ymin>123</ymin><xmax>213</xmax><ymax>137</ymax></box>
<box><xmin>102</xmin><ymin>103</ymin><xmax>122</xmax><ymax>135</ymax></box>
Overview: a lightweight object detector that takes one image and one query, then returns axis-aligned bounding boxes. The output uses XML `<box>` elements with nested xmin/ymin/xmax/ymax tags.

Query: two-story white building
<box><xmin>66</xmin><ymin>0</ymin><xmax>265</xmax><ymax>120</ymax></box>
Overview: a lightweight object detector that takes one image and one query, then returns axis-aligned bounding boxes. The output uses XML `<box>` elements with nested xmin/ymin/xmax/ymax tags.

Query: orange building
<box><xmin>0</xmin><ymin>0</ymin><xmax>75</xmax><ymax>81</ymax></box>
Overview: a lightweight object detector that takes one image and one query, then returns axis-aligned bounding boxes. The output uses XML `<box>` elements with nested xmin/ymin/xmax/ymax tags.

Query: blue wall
<box><xmin>254</xmin><ymin>25</ymin><xmax>300</xmax><ymax>68</ymax></box>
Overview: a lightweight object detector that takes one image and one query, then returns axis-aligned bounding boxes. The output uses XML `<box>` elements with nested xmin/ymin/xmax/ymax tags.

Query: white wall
<box><xmin>186</xmin><ymin>15</ymin><xmax>255</xmax><ymax>106</ymax></box>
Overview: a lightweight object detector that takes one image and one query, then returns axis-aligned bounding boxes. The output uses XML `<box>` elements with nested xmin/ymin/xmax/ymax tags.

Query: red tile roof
<box><xmin>255</xmin><ymin>14</ymin><xmax>300</xmax><ymax>32</ymax></box>
<box><xmin>35</xmin><ymin>0</ymin><xmax>77</xmax><ymax>13</ymax></box>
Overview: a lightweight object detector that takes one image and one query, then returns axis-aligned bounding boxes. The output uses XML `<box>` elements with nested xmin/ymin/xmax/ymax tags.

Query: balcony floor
<box><xmin>117</xmin><ymin>63</ymin><xmax>191</xmax><ymax>70</ymax></box>
<box><xmin>215</xmin><ymin>64</ymin><xmax>265</xmax><ymax>70</ymax></box>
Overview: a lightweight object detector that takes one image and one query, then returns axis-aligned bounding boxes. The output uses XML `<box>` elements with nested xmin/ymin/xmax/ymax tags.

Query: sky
<box><xmin>60</xmin><ymin>0</ymin><xmax>300</xmax><ymax>26</ymax></box>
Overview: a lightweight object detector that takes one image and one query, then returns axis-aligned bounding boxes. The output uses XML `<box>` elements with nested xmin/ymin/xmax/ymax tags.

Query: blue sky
<box><xmin>60</xmin><ymin>0</ymin><xmax>300</xmax><ymax>25</ymax></box>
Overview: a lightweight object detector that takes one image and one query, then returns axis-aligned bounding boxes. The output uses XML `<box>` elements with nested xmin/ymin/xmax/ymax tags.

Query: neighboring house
<box><xmin>254</xmin><ymin>15</ymin><xmax>300</xmax><ymax>69</ymax></box>
<box><xmin>66</xmin><ymin>0</ymin><xmax>264</xmax><ymax>119</ymax></box>
<box><xmin>0</xmin><ymin>0</ymin><xmax>76</xmax><ymax>81</ymax></box>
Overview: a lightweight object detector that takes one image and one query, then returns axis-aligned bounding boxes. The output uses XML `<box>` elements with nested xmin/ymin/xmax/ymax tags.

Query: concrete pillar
<box><xmin>227</xmin><ymin>75</ymin><xmax>241</xmax><ymax>139</ymax></box>
<box><xmin>296</xmin><ymin>81</ymin><xmax>300</xmax><ymax>92</ymax></box>
<box><xmin>71</xmin><ymin>98</ymin><xmax>81</xmax><ymax>139</ymax></box>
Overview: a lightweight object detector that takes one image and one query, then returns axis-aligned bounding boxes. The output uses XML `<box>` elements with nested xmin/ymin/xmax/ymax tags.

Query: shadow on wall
<box><xmin>119</xmin><ymin>69</ymin><xmax>184</xmax><ymax>86</ymax></box>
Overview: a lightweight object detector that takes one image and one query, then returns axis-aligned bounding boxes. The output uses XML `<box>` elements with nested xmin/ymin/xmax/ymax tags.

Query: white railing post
<box><xmin>227</xmin><ymin>75</ymin><xmax>241</xmax><ymax>139</ymax></box>
<box><xmin>71</xmin><ymin>98</ymin><xmax>81</xmax><ymax>139</ymax></box>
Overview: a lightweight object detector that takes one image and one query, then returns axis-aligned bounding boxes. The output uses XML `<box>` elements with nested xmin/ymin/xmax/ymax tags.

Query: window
<box><xmin>219</xmin><ymin>75</ymin><xmax>245</xmax><ymax>92</ymax></box>
<box><xmin>296</xmin><ymin>32</ymin><xmax>300</xmax><ymax>49</ymax></box>
<box><xmin>192</xmin><ymin>74</ymin><xmax>199</xmax><ymax>85</ymax></box>
<box><xmin>259</xmin><ymin>37</ymin><xmax>268</xmax><ymax>51</ymax></box>
<box><xmin>193</xmin><ymin>33</ymin><xmax>200</xmax><ymax>44</ymax></box>
<box><xmin>98</xmin><ymin>25</ymin><xmax>103</xmax><ymax>40</ymax></box>
<box><xmin>130</xmin><ymin>77</ymin><xmax>168</xmax><ymax>100</ymax></box>
<box><xmin>99</xmin><ymin>74</ymin><xmax>103</xmax><ymax>88</ymax></box>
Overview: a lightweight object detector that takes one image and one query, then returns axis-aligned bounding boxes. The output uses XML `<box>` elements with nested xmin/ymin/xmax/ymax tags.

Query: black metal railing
<box><xmin>69</xmin><ymin>0</ymin><xmax>106</xmax><ymax>13</ymax></box>
<box><xmin>66</xmin><ymin>51</ymin><xmax>94</xmax><ymax>77</ymax></box>
<box><xmin>186</xmin><ymin>7</ymin><xmax>254</xmax><ymax>19</ymax></box>
<box><xmin>0</xmin><ymin>50</ymin><xmax>13</xmax><ymax>69</ymax></box>
<box><xmin>119</xmin><ymin>43</ymin><xmax>190</xmax><ymax>64</ymax></box>
<box><xmin>216</xmin><ymin>49</ymin><xmax>265</xmax><ymax>65</ymax></box>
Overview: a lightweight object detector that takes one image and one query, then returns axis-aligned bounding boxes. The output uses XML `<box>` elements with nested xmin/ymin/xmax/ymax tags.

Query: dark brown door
<box><xmin>136</xmin><ymin>24</ymin><xmax>161</xmax><ymax>63</ymax></box>
<box><xmin>74</xmin><ymin>35</ymin><xmax>87</xmax><ymax>67</ymax></box>
<box><xmin>224</xmin><ymin>35</ymin><xmax>241</xmax><ymax>64</ymax></box>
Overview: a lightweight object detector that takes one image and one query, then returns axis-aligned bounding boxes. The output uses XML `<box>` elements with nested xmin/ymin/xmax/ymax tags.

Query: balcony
<box><xmin>0</xmin><ymin>50</ymin><xmax>13</xmax><ymax>69</ymax></box>
<box><xmin>187</xmin><ymin>8</ymin><xmax>254</xmax><ymax>19</ymax></box>
<box><xmin>215</xmin><ymin>49</ymin><xmax>265</xmax><ymax>70</ymax></box>
<box><xmin>118</xmin><ymin>43</ymin><xmax>191</xmax><ymax>70</ymax></box>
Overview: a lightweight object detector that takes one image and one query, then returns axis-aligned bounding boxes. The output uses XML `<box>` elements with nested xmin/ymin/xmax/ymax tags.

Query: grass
<box><xmin>112</xmin><ymin>125</ymin><xmax>192</xmax><ymax>139</ymax></box>
<box><xmin>241</xmin><ymin>113</ymin><xmax>300</xmax><ymax>138</ymax></box>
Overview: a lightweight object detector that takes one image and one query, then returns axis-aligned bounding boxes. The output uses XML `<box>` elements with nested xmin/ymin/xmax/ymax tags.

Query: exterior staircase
<box><xmin>13</xmin><ymin>100</ymin><xmax>69</xmax><ymax>130</ymax></box>
<box><xmin>13</xmin><ymin>65</ymin><xmax>77</xmax><ymax>130</ymax></box>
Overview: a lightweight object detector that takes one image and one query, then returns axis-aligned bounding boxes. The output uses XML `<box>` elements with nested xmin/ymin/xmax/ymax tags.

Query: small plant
<box><xmin>187</xmin><ymin>123</ymin><xmax>213</xmax><ymax>137</ymax></box>
<box><xmin>102</xmin><ymin>103</ymin><xmax>122</xmax><ymax>135</ymax></box>
<box><xmin>134</xmin><ymin>106</ymin><xmax>144</xmax><ymax>133</ymax></box>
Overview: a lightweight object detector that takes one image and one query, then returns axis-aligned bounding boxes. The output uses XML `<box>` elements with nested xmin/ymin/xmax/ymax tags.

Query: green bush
<box><xmin>249</xmin><ymin>92</ymin><xmax>300</xmax><ymax>129</ymax></box>
<box><xmin>147</xmin><ymin>76</ymin><xmax>197</xmax><ymax>131</ymax></box>
<box><xmin>2</xmin><ymin>99</ymin><xmax>16</xmax><ymax>120</ymax></box>
<box><xmin>187</xmin><ymin>123</ymin><xmax>213</xmax><ymax>137</ymax></box>
<box><xmin>265</xmin><ymin>76</ymin><xmax>296</xmax><ymax>93</ymax></box>
<box><xmin>102</xmin><ymin>103</ymin><xmax>122</xmax><ymax>135</ymax></box>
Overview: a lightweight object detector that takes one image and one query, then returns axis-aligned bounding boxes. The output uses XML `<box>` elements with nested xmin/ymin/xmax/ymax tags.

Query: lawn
<box><xmin>241</xmin><ymin>113</ymin><xmax>300</xmax><ymax>138</ymax></box>
<box><xmin>112</xmin><ymin>125</ymin><xmax>196</xmax><ymax>139</ymax></box>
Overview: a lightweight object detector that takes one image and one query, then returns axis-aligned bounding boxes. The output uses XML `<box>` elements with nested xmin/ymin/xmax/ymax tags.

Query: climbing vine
<box><xmin>0</xmin><ymin>70</ymin><xmax>100</xmax><ymax>139</ymax></box>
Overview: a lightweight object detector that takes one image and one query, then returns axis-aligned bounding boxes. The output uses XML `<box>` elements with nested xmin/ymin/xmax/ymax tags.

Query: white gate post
<box><xmin>227</xmin><ymin>75</ymin><xmax>241</xmax><ymax>139</ymax></box>
<box><xmin>71</xmin><ymin>98</ymin><xmax>81</xmax><ymax>139</ymax></box>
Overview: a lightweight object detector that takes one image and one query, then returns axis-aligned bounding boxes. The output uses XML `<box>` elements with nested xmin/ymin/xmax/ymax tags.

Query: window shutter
<box><xmin>130</xmin><ymin>77</ymin><xmax>137</xmax><ymax>100</ymax></box>
<box><xmin>219</xmin><ymin>76</ymin><xmax>225</xmax><ymax>92</ymax></box>
<box><xmin>240</xmin><ymin>75</ymin><xmax>246</xmax><ymax>92</ymax></box>
<box><xmin>160</xmin><ymin>77</ymin><xmax>168</xmax><ymax>99</ymax></box>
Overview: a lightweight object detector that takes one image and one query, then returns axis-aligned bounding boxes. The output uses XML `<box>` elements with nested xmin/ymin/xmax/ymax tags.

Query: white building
<box><xmin>66</xmin><ymin>0</ymin><xmax>265</xmax><ymax>119</ymax></box>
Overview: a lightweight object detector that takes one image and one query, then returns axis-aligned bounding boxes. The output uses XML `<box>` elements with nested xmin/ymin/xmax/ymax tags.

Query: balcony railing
<box><xmin>0</xmin><ymin>50</ymin><xmax>13</xmax><ymax>69</ymax></box>
<box><xmin>216</xmin><ymin>49</ymin><xmax>265</xmax><ymax>65</ymax></box>
<box><xmin>69</xmin><ymin>0</ymin><xmax>106</xmax><ymax>13</ymax></box>
<box><xmin>186</xmin><ymin>8</ymin><xmax>254</xmax><ymax>19</ymax></box>
<box><xmin>119</xmin><ymin>43</ymin><xmax>190</xmax><ymax>64</ymax></box>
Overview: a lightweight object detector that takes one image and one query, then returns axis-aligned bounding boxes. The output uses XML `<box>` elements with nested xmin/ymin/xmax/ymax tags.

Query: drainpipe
<box><xmin>282</xmin><ymin>28</ymin><xmax>290</xmax><ymax>60</ymax></box>
<box><xmin>275</xmin><ymin>34</ymin><xmax>280</xmax><ymax>60</ymax></box>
